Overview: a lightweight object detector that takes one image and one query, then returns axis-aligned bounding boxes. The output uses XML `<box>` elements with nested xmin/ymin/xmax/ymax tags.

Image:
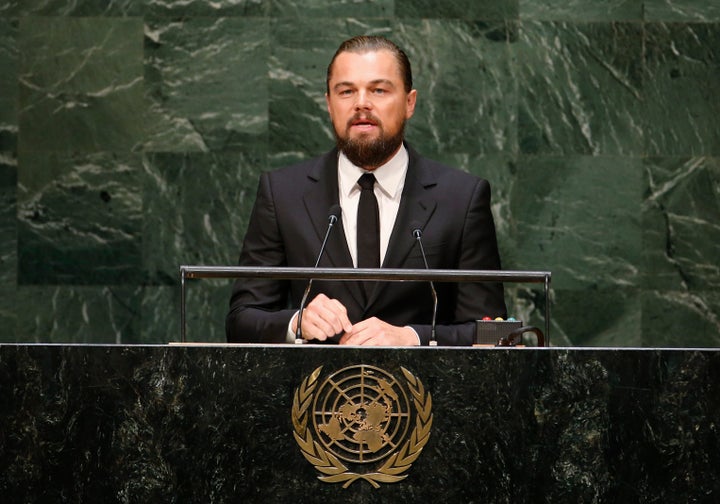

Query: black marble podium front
<box><xmin>1</xmin><ymin>344</ymin><xmax>718</xmax><ymax>503</ymax></box>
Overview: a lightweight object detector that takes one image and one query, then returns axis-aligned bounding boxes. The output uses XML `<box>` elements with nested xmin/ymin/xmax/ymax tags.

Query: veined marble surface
<box><xmin>0</xmin><ymin>18</ymin><xmax>17</xmax><ymax>151</ymax></box>
<box><xmin>0</xmin><ymin>1</ymin><xmax>718</xmax><ymax>345</ymax></box>
<box><xmin>1</xmin><ymin>345</ymin><xmax>718</xmax><ymax>502</ymax></box>
<box><xmin>0</xmin><ymin>154</ymin><xmax>17</xmax><ymax>337</ymax></box>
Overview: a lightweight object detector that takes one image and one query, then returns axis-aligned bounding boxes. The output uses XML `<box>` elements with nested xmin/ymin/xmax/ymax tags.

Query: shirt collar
<box><xmin>338</xmin><ymin>144</ymin><xmax>409</xmax><ymax>198</ymax></box>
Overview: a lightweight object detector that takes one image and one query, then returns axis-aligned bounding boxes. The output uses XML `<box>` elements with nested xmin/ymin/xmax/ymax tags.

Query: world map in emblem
<box><xmin>312</xmin><ymin>365</ymin><xmax>412</xmax><ymax>463</ymax></box>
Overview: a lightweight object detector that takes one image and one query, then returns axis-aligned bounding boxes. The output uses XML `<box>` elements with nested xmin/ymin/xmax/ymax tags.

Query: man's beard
<box><xmin>334</xmin><ymin>115</ymin><xmax>405</xmax><ymax>169</ymax></box>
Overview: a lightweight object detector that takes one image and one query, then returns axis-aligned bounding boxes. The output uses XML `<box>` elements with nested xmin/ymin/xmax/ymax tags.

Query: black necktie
<box><xmin>357</xmin><ymin>173</ymin><xmax>380</xmax><ymax>299</ymax></box>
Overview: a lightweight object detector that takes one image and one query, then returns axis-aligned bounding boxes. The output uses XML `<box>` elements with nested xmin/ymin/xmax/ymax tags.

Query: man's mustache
<box><xmin>346</xmin><ymin>113</ymin><xmax>382</xmax><ymax>130</ymax></box>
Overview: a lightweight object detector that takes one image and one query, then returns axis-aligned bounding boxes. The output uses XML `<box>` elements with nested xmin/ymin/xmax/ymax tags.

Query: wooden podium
<box><xmin>2</xmin><ymin>344</ymin><xmax>719</xmax><ymax>502</ymax></box>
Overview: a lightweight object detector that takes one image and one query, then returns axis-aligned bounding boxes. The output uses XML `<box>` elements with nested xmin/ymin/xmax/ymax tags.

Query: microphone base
<box><xmin>428</xmin><ymin>340</ymin><xmax>438</xmax><ymax>347</ymax></box>
<box><xmin>294</xmin><ymin>338</ymin><xmax>305</xmax><ymax>344</ymax></box>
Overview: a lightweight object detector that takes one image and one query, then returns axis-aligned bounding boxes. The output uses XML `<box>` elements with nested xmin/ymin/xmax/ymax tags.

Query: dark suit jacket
<box><xmin>225</xmin><ymin>144</ymin><xmax>507</xmax><ymax>345</ymax></box>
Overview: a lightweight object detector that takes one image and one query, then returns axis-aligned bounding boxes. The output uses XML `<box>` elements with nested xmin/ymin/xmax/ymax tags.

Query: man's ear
<box><xmin>405</xmin><ymin>89</ymin><xmax>418</xmax><ymax>119</ymax></box>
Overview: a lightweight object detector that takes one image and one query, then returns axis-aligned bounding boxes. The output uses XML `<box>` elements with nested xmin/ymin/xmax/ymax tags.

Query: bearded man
<box><xmin>225</xmin><ymin>36</ymin><xmax>506</xmax><ymax>346</ymax></box>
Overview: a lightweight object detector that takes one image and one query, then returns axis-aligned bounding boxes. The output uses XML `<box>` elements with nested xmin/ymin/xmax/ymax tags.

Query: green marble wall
<box><xmin>0</xmin><ymin>1</ymin><xmax>718</xmax><ymax>346</ymax></box>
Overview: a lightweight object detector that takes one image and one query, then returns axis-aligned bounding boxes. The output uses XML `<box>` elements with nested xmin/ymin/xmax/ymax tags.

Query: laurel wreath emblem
<box><xmin>291</xmin><ymin>365</ymin><xmax>433</xmax><ymax>488</ymax></box>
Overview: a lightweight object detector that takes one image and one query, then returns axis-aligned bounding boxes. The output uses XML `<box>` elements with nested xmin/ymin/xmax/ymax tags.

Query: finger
<box><xmin>309</xmin><ymin>297</ymin><xmax>350</xmax><ymax>334</ymax></box>
<box><xmin>302</xmin><ymin>307</ymin><xmax>336</xmax><ymax>340</ymax></box>
<box><xmin>303</xmin><ymin>297</ymin><xmax>351</xmax><ymax>340</ymax></box>
<box><xmin>343</xmin><ymin>322</ymin><xmax>376</xmax><ymax>346</ymax></box>
<box><xmin>328</xmin><ymin>298</ymin><xmax>353</xmax><ymax>333</ymax></box>
<box><xmin>301</xmin><ymin>295</ymin><xmax>336</xmax><ymax>334</ymax></box>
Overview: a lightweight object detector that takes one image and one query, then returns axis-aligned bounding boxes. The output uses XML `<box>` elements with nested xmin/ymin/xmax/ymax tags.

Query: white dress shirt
<box><xmin>337</xmin><ymin>146</ymin><xmax>408</xmax><ymax>266</ymax></box>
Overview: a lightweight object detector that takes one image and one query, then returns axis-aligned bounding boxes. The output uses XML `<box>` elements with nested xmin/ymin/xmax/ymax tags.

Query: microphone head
<box><xmin>328</xmin><ymin>204</ymin><xmax>342</xmax><ymax>224</ymax></box>
<box><xmin>410</xmin><ymin>220</ymin><xmax>422</xmax><ymax>239</ymax></box>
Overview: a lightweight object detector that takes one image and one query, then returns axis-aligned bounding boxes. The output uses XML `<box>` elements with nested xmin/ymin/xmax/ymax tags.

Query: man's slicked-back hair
<box><xmin>326</xmin><ymin>35</ymin><xmax>413</xmax><ymax>94</ymax></box>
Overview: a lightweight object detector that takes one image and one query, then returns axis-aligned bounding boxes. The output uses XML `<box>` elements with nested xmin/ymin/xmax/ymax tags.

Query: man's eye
<box><xmin>373</xmin><ymin>88</ymin><xmax>386</xmax><ymax>94</ymax></box>
<box><xmin>339</xmin><ymin>89</ymin><xmax>353</xmax><ymax>96</ymax></box>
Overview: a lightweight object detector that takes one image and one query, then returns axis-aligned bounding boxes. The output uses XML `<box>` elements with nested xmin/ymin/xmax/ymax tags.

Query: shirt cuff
<box><xmin>286</xmin><ymin>311</ymin><xmax>299</xmax><ymax>343</ymax></box>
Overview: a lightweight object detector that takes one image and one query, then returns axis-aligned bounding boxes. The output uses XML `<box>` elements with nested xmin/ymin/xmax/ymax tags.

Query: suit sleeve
<box><xmin>411</xmin><ymin>178</ymin><xmax>507</xmax><ymax>346</ymax></box>
<box><xmin>225</xmin><ymin>172</ymin><xmax>296</xmax><ymax>343</ymax></box>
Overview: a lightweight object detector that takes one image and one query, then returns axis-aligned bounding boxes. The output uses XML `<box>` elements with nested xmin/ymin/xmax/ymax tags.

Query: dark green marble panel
<box><xmin>147</xmin><ymin>0</ymin><xmax>267</xmax><ymax>16</ymax></box>
<box><xmin>398</xmin><ymin>20</ymin><xmax>518</xmax><ymax>157</ymax></box>
<box><xmin>552</xmin><ymin>287</ymin><xmax>641</xmax><ymax>346</ymax></box>
<box><xmin>519</xmin><ymin>0</ymin><xmax>642</xmax><ymax>21</ymax></box>
<box><xmin>0</xmin><ymin>290</ymin><xmax>16</xmax><ymax>343</ymax></box>
<box><xmin>144</xmin><ymin>17</ymin><xmax>269</xmax><ymax>153</ymax></box>
<box><xmin>182</xmin><ymin>281</ymin><xmax>235</xmax><ymax>343</ymax></box>
<box><xmin>509</xmin><ymin>155</ymin><xmax>642</xmax><ymax>290</ymax></box>
<box><xmin>645</xmin><ymin>0</ymin><xmax>720</xmax><ymax>21</ymax></box>
<box><xmin>518</xmin><ymin>21</ymin><xmax>644</xmax><ymax>155</ymax></box>
<box><xmin>17</xmin><ymin>152</ymin><xmax>143</xmax><ymax>285</ymax></box>
<box><xmin>18</xmin><ymin>17</ymin><xmax>144</xmax><ymax>153</ymax></box>
<box><xmin>642</xmin><ymin>290</ymin><xmax>720</xmax><ymax>347</ymax></box>
<box><xmin>140</xmin><ymin>284</ymin><xmax>229</xmax><ymax>344</ymax></box>
<box><xmin>644</xmin><ymin>23</ymin><xmax>720</xmax><ymax>156</ymax></box>
<box><xmin>0</xmin><ymin>154</ymin><xmax>17</xmax><ymax>342</ymax></box>
<box><xmin>14</xmin><ymin>286</ymin><xmax>142</xmax><ymax>342</ymax></box>
<box><xmin>1</xmin><ymin>346</ymin><xmax>719</xmax><ymax>501</ymax></box>
<box><xmin>506</xmin><ymin>284</ymin><xmax>642</xmax><ymax>348</ymax></box>
<box><xmin>270</xmin><ymin>0</ymin><xmax>391</xmax><ymax>17</ymax></box>
<box><xmin>142</xmin><ymin>152</ymin><xmax>262</xmax><ymax>286</ymax></box>
<box><xmin>0</xmin><ymin>2</ymin><xmax>12</xmax><ymax>15</ymax></box>
<box><xmin>1</xmin><ymin>0</ymin><xmax>267</xmax><ymax>17</ymax></box>
<box><xmin>140</xmin><ymin>286</ymin><xmax>177</xmax><ymax>343</ymax></box>
<box><xmin>0</xmin><ymin>18</ymin><xmax>17</xmax><ymax>151</ymax></box>
<box><xmin>643</xmin><ymin>157</ymin><xmax>720</xmax><ymax>291</ymax></box>
<box><xmin>396</xmin><ymin>0</ymin><xmax>518</xmax><ymax>20</ymax></box>
<box><xmin>269</xmin><ymin>19</ymin><xmax>517</xmax><ymax>165</ymax></box>
<box><xmin>3</xmin><ymin>0</ymin><xmax>146</xmax><ymax>16</ymax></box>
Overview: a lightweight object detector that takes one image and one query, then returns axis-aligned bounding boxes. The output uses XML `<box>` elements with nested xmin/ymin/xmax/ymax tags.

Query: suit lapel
<box><xmin>302</xmin><ymin>149</ymin><xmax>349</xmax><ymax>267</ymax></box>
<box><xmin>302</xmin><ymin>149</ymin><xmax>366</xmax><ymax>308</ymax></box>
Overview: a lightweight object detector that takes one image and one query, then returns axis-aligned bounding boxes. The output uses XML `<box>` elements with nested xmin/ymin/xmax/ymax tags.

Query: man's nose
<box><xmin>354</xmin><ymin>89</ymin><xmax>372</xmax><ymax>110</ymax></box>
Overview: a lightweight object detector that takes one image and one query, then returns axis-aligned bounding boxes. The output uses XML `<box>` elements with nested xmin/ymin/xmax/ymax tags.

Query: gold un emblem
<box><xmin>292</xmin><ymin>365</ymin><xmax>433</xmax><ymax>488</ymax></box>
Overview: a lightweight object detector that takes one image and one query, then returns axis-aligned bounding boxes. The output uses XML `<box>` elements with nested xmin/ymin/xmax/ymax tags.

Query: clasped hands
<box><xmin>292</xmin><ymin>293</ymin><xmax>419</xmax><ymax>346</ymax></box>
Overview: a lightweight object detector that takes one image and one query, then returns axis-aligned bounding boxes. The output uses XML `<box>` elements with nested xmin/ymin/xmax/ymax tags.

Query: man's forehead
<box><xmin>329</xmin><ymin>50</ymin><xmax>402</xmax><ymax>82</ymax></box>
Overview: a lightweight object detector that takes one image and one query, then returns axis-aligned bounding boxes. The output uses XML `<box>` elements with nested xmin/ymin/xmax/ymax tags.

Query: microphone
<box><xmin>295</xmin><ymin>204</ymin><xmax>342</xmax><ymax>343</ymax></box>
<box><xmin>410</xmin><ymin>221</ymin><xmax>438</xmax><ymax>346</ymax></box>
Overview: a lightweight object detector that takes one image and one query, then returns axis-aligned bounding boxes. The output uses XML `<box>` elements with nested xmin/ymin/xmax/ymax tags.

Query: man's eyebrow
<box><xmin>369</xmin><ymin>79</ymin><xmax>396</xmax><ymax>88</ymax></box>
<box><xmin>333</xmin><ymin>81</ymin><xmax>355</xmax><ymax>91</ymax></box>
<box><xmin>332</xmin><ymin>79</ymin><xmax>397</xmax><ymax>91</ymax></box>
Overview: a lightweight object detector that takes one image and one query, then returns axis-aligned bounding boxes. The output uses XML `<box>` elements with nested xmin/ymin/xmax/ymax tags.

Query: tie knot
<box><xmin>358</xmin><ymin>173</ymin><xmax>376</xmax><ymax>191</ymax></box>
